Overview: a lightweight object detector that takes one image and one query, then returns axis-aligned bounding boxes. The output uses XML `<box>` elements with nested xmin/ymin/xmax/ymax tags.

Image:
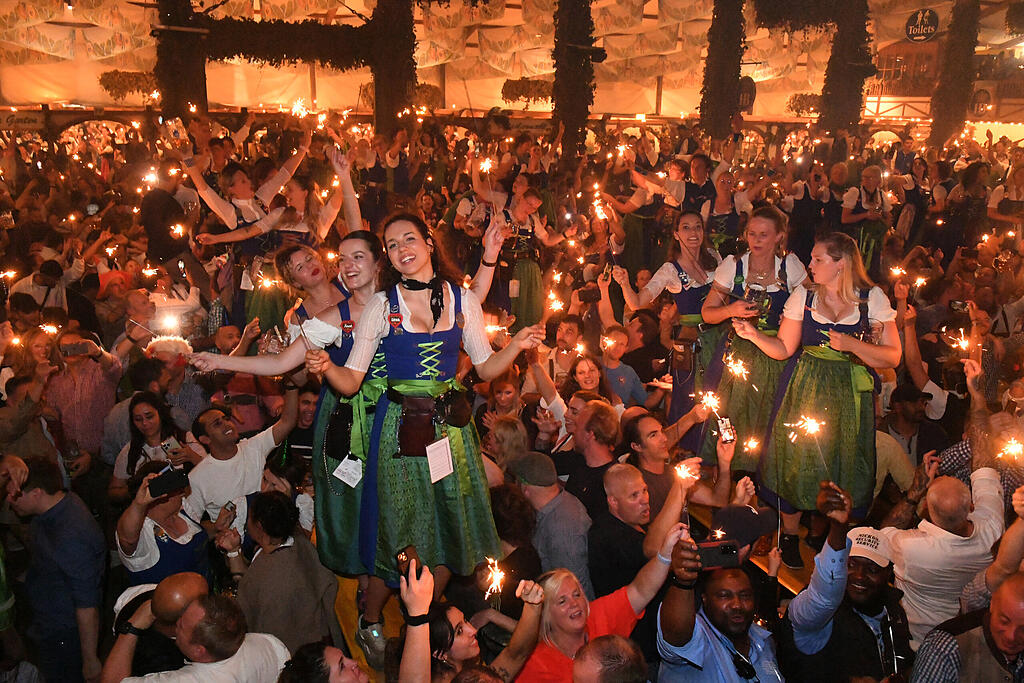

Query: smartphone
<box><xmin>696</xmin><ymin>540</ymin><xmax>741</xmax><ymax>569</ymax></box>
<box><xmin>578</xmin><ymin>288</ymin><xmax>602</xmax><ymax>304</ymax></box>
<box><xmin>717</xmin><ymin>416</ymin><xmax>737</xmax><ymax>444</ymax></box>
<box><xmin>160</xmin><ymin>436</ymin><xmax>182</xmax><ymax>454</ymax></box>
<box><xmin>148</xmin><ymin>468</ymin><xmax>189</xmax><ymax>498</ymax></box>
<box><xmin>60</xmin><ymin>341</ymin><xmax>91</xmax><ymax>356</ymax></box>
<box><xmin>224</xmin><ymin>500</ymin><xmax>236</xmax><ymax>513</ymax></box>
<box><xmin>396</xmin><ymin>545</ymin><xmax>422</xmax><ymax>578</ymax></box>
<box><xmin>950</xmin><ymin>300</ymin><xmax>969</xmax><ymax>313</ymax></box>
<box><xmin>962</xmin><ymin>248</ymin><xmax>979</xmax><ymax>259</ymax></box>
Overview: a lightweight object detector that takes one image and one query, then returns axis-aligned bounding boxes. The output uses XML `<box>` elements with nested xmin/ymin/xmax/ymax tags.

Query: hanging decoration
<box><xmin>928</xmin><ymin>0</ymin><xmax>981</xmax><ymax>147</ymax></box>
<box><xmin>699</xmin><ymin>0</ymin><xmax>745</xmax><ymax>140</ymax></box>
<box><xmin>786</xmin><ymin>92</ymin><xmax>821</xmax><ymax>117</ymax></box>
<box><xmin>98</xmin><ymin>70</ymin><xmax>159</xmax><ymax>102</ymax></box>
<box><xmin>1006</xmin><ymin>2</ymin><xmax>1024</xmax><ymax>35</ymax></box>
<box><xmin>501</xmin><ymin>78</ymin><xmax>553</xmax><ymax>105</ymax></box>
<box><xmin>752</xmin><ymin>0</ymin><xmax>875</xmax><ymax>133</ymax></box>
<box><xmin>552</xmin><ymin>0</ymin><xmax>604</xmax><ymax>161</ymax></box>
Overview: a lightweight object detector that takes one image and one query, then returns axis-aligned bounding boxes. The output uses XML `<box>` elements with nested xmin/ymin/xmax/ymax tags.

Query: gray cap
<box><xmin>507</xmin><ymin>452</ymin><xmax>558</xmax><ymax>487</ymax></box>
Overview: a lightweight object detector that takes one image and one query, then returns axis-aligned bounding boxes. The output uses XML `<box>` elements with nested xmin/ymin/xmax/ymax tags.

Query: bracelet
<box><xmin>225</xmin><ymin>549</ymin><xmax>240</xmax><ymax>558</ymax></box>
<box><xmin>481</xmin><ymin>256</ymin><xmax>498</xmax><ymax>268</ymax></box>
<box><xmin>405</xmin><ymin>612</ymin><xmax>430</xmax><ymax>626</ymax></box>
<box><xmin>668</xmin><ymin>573</ymin><xmax>697</xmax><ymax>590</ymax></box>
<box><xmin>656</xmin><ymin>552</ymin><xmax>672</xmax><ymax>566</ymax></box>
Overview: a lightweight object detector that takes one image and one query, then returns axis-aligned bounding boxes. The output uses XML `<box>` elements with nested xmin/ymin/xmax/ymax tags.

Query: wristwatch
<box><xmin>115</xmin><ymin>621</ymin><xmax>145</xmax><ymax>637</ymax></box>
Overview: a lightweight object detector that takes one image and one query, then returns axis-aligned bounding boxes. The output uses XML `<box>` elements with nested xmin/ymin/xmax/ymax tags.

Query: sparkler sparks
<box><xmin>725</xmin><ymin>355</ymin><xmax>749</xmax><ymax>381</ymax></box>
<box><xmin>786</xmin><ymin>415</ymin><xmax>829</xmax><ymax>475</ymax></box>
<box><xmin>1000</xmin><ymin>438</ymin><xmax>1024</xmax><ymax>461</ymax></box>
<box><xmin>914</xmin><ymin>277</ymin><xmax>927</xmax><ymax>288</ymax></box>
<box><xmin>290</xmin><ymin>98</ymin><xmax>309</xmax><ymax>118</ymax></box>
<box><xmin>600</xmin><ymin>336</ymin><xmax>615</xmax><ymax>350</ymax></box>
<box><xmin>712</xmin><ymin>528</ymin><xmax>726</xmax><ymax>540</ymax></box>
<box><xmin>744</xmin><ymin>437</ymin><xmax>760</xmax><ymax>452</ymax></box>
<box><xmin>484</xmin><ymin>557</ymin><xmax>505</xmax><ymax>600</ymax></box>
<box><xmin>575</xmin><ymin>343</ymin><xmax>586</xmax><ymax>356</ymax></box>
<box><xmin>548</xmin><ymin>291</ymin><xmax>565</xmax><ymax>312</ymax></box>
<box><xmin>39</xmin><ymin>324</ymin><xmax>59</xmax><ymax>335</ymax></box>
<box><xmin>0</xmin><ymin>270</ymin><xmax>16</xmax><ymax>279</ymax></box>
<box><xmin>160</xmin><ymin>315</ymin><xmax>178</xmax><ymax>331</ymax></box>
<box><xmin>890</xmin><ymin>266</ymin><xmax>906</xmax><ymax>278</ymax></box>
<box><xmin>698</xmin><ymin>391</ymin><xmax>721</xmax><ymax>416</ymax></box>
<box><xmin>479</xmin><ymin>158</ymin><xmax>493</xmax><ymax>173</ymax></box>
<box><xmin>170</xmin><ymin>224</ymin><xmax>185</xmax><ymax>237</ymax></box>
<box><xmin>675</xmin><ymin>462</ymin><xmax>699</xmax><ymax>482</ymax></box>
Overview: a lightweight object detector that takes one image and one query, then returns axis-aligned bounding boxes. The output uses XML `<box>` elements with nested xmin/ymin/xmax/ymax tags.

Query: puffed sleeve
<box><xmin>712</xmin><ymin>255</ymin><xmax>738</xmax><ymax>290</ymax></box>
<box><xmin>842</xmin><ymin>186</ymin><xmax>860</xmax><ymax>210</ymax></box>
<box><xmin>460</xmin><ymin>288</ymin><xmax>494</xmax><ymax>366</ymax></box>
<box><xmin>344</xmin><ymin>292</ymin><xmax>390</xmax><ymax>373</ymax></box>
<box><xmin>783</xmin><ymin>285</ymin><xmax>808</xmax><ymax>322</ymax></box>
<box><xmin>785</xmin><ymin>253</ymin><xmax>808</xmax><ymax>289</ymax></box>
<box><xmin>867</xmin><ymin>286</ymin><xmax>897</xmax><ymax>323</ymax></box>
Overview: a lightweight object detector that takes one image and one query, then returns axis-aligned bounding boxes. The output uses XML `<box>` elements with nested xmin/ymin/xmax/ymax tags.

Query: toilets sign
<box><xmin>905</xmin><ymin>9</ymin><xmax>939</xmax><ymax>43</ymax></box>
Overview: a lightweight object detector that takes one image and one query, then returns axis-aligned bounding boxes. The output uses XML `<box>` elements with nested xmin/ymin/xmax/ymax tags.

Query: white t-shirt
<box><xmin>781</xmin><ymin>285</ymin><xmax>896</xmax><ymax>325</ymax></box>
<box><xmin>711</xmin><ymin>253</ymin><xmax>807</xmax><ymax>294</ymax></box>
<box><xmin>344</xmin><ymin>285</ymin><xmax>492</xmax><ymax>373</ymax></box>
<box><xmin>184</xmin><ymin>428</ymin><xmax>279</xmax><ymax>521</ymax></box>
<box><xmin>122</xmin><ymin>632</ymin><xmax>289</xmax><ymax>683</ymax></box>
<box><xmin>115</xmin><ymin>514</ymin><xmax>204</xmax><ymax>573</ymax></box>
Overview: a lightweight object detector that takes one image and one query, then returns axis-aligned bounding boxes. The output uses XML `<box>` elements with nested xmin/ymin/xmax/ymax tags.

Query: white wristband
<box><xmin>656</xmin><ymin>552</ymin><xmax>672</xmax><ymax>566</ymax></box>
<box><xmin>225</xmin><ymin>549</ymin><xmax>240</xmax><ymax>558</ymax></box>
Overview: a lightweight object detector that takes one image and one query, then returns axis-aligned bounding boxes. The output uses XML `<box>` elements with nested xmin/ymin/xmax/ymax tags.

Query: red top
<box><xmin>517</xmin><ymin>586</ymin><xmax>641</xmax><ymax>682</ymax></box>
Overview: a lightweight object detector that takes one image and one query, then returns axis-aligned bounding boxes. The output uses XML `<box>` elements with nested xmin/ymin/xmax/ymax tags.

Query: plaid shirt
<box><xmin>911</xmin><ymin>612</ymin><xmax>1024</xmax><ymax>683</ymax></box>
<box><xmin>938</xmin><ymin>439</ymin><xmax>1024</xmax><ymax>511</ymax></box>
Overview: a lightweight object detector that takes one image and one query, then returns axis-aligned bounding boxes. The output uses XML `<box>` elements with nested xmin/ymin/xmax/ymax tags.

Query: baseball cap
<box><xmin>847</xmin><ymin>526</ymin><xmax>892</xmax><ymax>567</ymax></box>
<box><xmin>891</xmin><ymin>383</ymin><xmax>932</xmax><ymax>404</ymax></box>
<box><xmin>710</xmin><ymin>505</ymin><xmax>778</xmax><ymax>548</ymax></box>
<box><xmin>507</xmin><ymin>452</ymin><xmax>558</xmax><ymax>487</ymax></box>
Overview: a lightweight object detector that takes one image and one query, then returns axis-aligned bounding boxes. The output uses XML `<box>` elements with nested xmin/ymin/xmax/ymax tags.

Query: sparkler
<box><xmin>574</xmin><ymin>342</ymin><xmax>586</xmax><ymax>356</ymax></box>
<box><xmin>914</xmin><ymin>276</ymin><xmax>927</xmax><ymax>289</ymax></box>
<box><xmin>9</xmin><ymin>337</ymin><xmax>19</xmax><ymax>346</ymax></box>
<box><xmin>743</xmin><ymin>437</ymin><xmax>760</xmax><ymax>453</ymax></box>
<box><xmin>698</xmin><ymin>391</ymin><xmax>721</xmax><ymax>417</ymax></box>
<box><xmin>0</xmin><ymin>270</ymin><xmax>16</xmax><ymax>279</ymax></box>
<box><xmin>39</xmin><ymin>324</ymin><xmax>59</xmax><ymax>335</ymax></box>
<box><xmin>325</xmin><ymin>252</ymin><xmax>338</xmax><ymax>261</ymax></box>
<box><xmin>160</xmin><ymin>315</ymin><xmax>179</xmax><ymax>331</ymax></box>
<box><xmin>290</xmin><ymin>99</ymin><xmax>309</xmax><ymax>118</ymax></box>
<box><xmin>462</xmin><ymin>275</ymin><xmax>473</xmax><ymax>290</ymax></box>
<box><xmin>484</xmin><ymin>557</ymin><xmax>505</xmax><ymax>600</ymax></box>
<box><xmin>105</xmin><ymin>247</ymin><xmax>117</xmax><ymax>257</ymax></box>
<box><xmin>485</xmin><ymin>325</ymin><xmax>508</xmax><ymax>334</ymax></box>
<box><xmin>171</xmin><ymin>224</ymin><xmax>185</xmax><ymax>237</ymax></box>
<box><xmin>712</xmin><ymin>528</ymin><xmax>726</xmax><ymax>540</ymax></box>
<box><xmin>600</xmin><ymin>336</ymin><xmax>615</xmax><ymax>351</ymax></box>
<box><xmin>142</xmin><ymin>267</ymin><xmax>158</xmax><ymax>277</ymax></box>
<box><xmin>479</xmin><ymin>158</ymin><xmax>493</xmax><ymax>173</ymax></box>
<box><xmin>999</xmin><ymin>438</ymin><xmax>1024</xmax><ymax>461</ymax></box>
<box><xmin>548</xmin><ymin>291</ymin><xmax>565</xmax><ymax>312</ymax></box>
<box><xmin>675</xmin><ymin>462</ymin><xmax>699</xmax><ymax>482</ymax></box>
<box><xmin>890</xmin><ymin>266</ymin><xmax>906</xmax><ymax>278</ymax></box>
<box><xmin>785</xmin><ymin>415</ymin><xmax>830</xmax><ymax>477</ymax></box>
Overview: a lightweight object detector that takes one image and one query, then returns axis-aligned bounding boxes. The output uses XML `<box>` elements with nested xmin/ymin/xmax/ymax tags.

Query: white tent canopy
<box><xmin>0</xmin><ymin>0</ymin><xmax>1020</xmax><ymax>118</ymax></box>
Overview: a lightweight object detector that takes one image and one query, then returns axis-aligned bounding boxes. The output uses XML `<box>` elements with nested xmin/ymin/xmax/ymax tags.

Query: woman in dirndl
<box><xmin>841</xmin><ymin>165</ymin><xmax>891</xmax><ymax>281</ymax></box>
<box><xmin>698</xmin><ymin>206</ymin><xmax>807</xmax><ymax>469</ymax></box>
<box><xmin>615</xmin><ymin>211</ymin><xmax>720</xmax><ymax>447</ymax></box>
<box><xmin>987</xmin><ymin>164</ymin><xmax>1024</xmax><ymax>232</ymax></box>
<box><xmin>304</xmin><ymin>213</ymin><xmax>545</xmax><ymax>592</ymax></box>
<box><xmin>733</xmin><ymin>232</ymin><xmax>900</xmax><ymax>569</ymax></box>
<box><xmin>895</xmin><ymin>156</ymin><xmax>931</xmax><ymax>248</ymax></box>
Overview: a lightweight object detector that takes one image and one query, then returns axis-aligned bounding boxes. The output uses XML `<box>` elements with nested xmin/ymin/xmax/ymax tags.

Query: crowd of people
<box><xmin>0</xmin><ymin>108</ymin><xmax>1023</xmax><ymax>682</ymax></box>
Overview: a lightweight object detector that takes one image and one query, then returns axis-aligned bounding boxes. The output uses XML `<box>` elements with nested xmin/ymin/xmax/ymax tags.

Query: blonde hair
<box><xmin>488</xmin><ymin>415</ymin><xmax>529</xmax><ymax>469</ymax></box>
<box><xmin>537</xmin><ymin>570</ymin><xmax>589</xmax><ymax>647</ymax></box>
<box><xmin>145</xmin><ymin>335</ymin><xmax>193</xmax><ymax>357</ymax></box>
<box><xmin>811</xmin><ymin>233</ymin><xmax>875</xmax><ymax>306</ymax></box>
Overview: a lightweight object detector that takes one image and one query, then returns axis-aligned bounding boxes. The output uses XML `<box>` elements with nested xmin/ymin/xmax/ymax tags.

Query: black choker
<box><xmin>401</xmin><ymin>276</ymin><xmax>445</xmax><ymax>327</ymax></box>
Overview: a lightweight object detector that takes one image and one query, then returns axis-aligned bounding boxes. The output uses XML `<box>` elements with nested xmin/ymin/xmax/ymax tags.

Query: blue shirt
<box><xmin>657</xmin><ymin>606</ymin><xmax>784</xmax><ymax>682</ymax></box>
<box><xmin>26</xmin><ymin>493</ymin><xmax>105</xmax><ymax>639</ymax></box>
<box><xmin>603</xmin><ymin>362</ymin><xmax>648</xmax><ymax>407</ymax></box>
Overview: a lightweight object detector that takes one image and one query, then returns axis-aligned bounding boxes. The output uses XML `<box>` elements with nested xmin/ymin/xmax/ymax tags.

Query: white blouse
<box><xmin>781</xmin><ymin>285</ymin><xmax>896</xmax><ymax>325</ymax></box>
<box><xmin>712</xmin><ymin>253</ymin><xmax>807</xmax><ymax>294</ymax></box>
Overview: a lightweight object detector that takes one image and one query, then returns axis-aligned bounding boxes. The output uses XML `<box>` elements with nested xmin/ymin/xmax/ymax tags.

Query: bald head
<box><xmin>926</xmin><ymin>476</ymin><xmax>972</xmax><ymax>532</ymax></box>
<box><xmin>152</xmin><ymin>572</ymin><xmax>209</xmax><ymax>624</ymax></box>
<box><xmin>604</xmin><ymin>463</ymin><xmax>649</xmax><ymax>526</ymax></box>
<box><xmin>990</xmin><ymin>572</ymin><xmax>1024</xmax><ymax>657</ymax></box>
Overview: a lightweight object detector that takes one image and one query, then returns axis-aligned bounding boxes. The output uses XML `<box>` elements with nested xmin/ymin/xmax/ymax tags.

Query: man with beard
<box><xmin>778</xmin><ymin>482</ymin><xmax>914</xmax><ymax>682</ymax></box>
<box><xmin>283</xmin><ymin>381</ymin><xmax>319</xmax><ymax>464</ymax></box>
<box><xmin>657</xmin><ymin>531</ymin><xmax>784</xmax><ymax>681</ymax></box>
<box><xmin>523</xmin><ymin>315</ymin><xmax>584</xmax><ymax>394</ymax></box>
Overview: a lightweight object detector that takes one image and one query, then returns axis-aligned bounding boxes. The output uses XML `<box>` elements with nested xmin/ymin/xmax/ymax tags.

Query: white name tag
<box><xmin>426</xmin><ymin>437</ymin><xmax>454</xmax><ymax>484</ymax></box>
<box><xmin>332</xmin><ymin>457</ymin><xmax>363</xmax><ymax>487</ymax></box>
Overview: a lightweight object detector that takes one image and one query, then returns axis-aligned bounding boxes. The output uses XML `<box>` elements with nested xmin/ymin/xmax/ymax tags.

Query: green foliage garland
<box><xmin>1007</xmin><ymin>2</ymin><xmax>1024</xmax><ymax>35</ymax></box>
<box><xmin>786</xmin><ymin>92</ymin><xmax>821</xmax><ymax>117</ymax></box>
<box><xmin>553</xmin><ymin>0</ymin><xmax>598</xmax><ymax>160</ymax></box>
<box><xmin>928</xmin><ymin>0</ymin><xmax>981</xmax><ymax>147</ymax></box>
<box><xmin>99</xmin><ymin>70</ymin><xmax>158</xmax><ymax>101</ymax></box>
<box><xmin>819</xmin><ymin>0</ymin><xmax>875</xmax><ymax>132</ymax></box>
<box><xmin>752</xmin><ymin>0</ymin><xmax>875</xmax><ymax>133</ymax></box>
<box><xmin>699</xmin><ymin>0</ymin><xmax>745</xmax><ymax>140</ymax></box>
<box><xmin>200</xmin><ymin>17</ymin><xmax>368</xmax><ymax>71</ymax></box>
<box><xmin>501</xmin><ymin>78</ymin><xmax>553</xmax><ymax>105</ymax></box>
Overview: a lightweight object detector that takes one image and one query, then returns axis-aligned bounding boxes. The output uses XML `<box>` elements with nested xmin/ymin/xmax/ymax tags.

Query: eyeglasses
<box><xmin>730</xmin><ymin>650</ymin><xmax>759</xmax><ymax>681</ymax></box>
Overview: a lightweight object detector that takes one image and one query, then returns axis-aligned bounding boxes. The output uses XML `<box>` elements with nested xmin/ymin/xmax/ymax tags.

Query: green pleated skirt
<box><xmin>311</xmin><ymin>382</ymin><xmax>384</xmax><ymax>576</ymax></box>
<box><xmin>761</xmin><ymin>352</ymin><xmax>876</xmax><ymax>511</ymax></box>
<box><xmin>510</xmin><ymin>258</ymin><xmax>543</xmax><ymax>332</ymax></box>
<box><xmin>371</xmin><ymin>401</ymin><xmax>500</xmax><ymax>585</ymax></box>
<box><xmin>699</xmin><ymin>336</ymin><xmax>787</xmax><ymax>471</ymax></box>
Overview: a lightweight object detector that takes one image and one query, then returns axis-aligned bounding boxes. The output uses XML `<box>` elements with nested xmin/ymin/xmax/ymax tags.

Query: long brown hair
<box><xmin>669</xmin><ymin>211</ymin><xmax>719</xmax><ymax>271</ymax></box>
<box><xmin>380</xmin><ymin>212</ymin><xmax>462</xmax><ymax>289</ymax></box>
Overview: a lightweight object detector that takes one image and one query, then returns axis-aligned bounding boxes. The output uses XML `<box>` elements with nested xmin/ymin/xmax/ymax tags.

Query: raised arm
<box><xmin>327</xmin><ymin>147</ymin><xmax>361</xmax><ymax>235</ymax></box>
<box><xmin>643</xmin><ymin>467</ymin><xmax>699</xmax><ymax>558</ymax></box>
<box><xmin>627</xmin><ymin>523</ymin><xmax>686</xmax><ymax>613</ymax></box>
<box><xmin>489</xmin><ymin>581</ymin><xmax>544</xmax><ymax>681</ymax></box>
<box><xmin>116</xmin><ymin>474</ymin><xmax>159</xmax><ymax>557</ymax></box>
<box><xmin>190</xmin><ymin>338</ymin><xmax>308</xmax><ymax>376</ymax></box>
<box><xmin>475</xmin><ymin>324</ymin><xmax>545</xmax><ymax>382</ymax></box>
<box><xmin>257</xmin><ymin>129</ymin><xmax>311</xmax><ymax>204</ymax></box>
<box><xmin>183</xmin><ymin>155</ymin><xmax>238</xmax><ymax>228</ymax></box>
<box><xmin>269</xmin><ymin>385</ymin><xmax>299</xmax><ymax>445</ymax></box>
<box><xmin>397</xmin><ymin>562</ymin><xmax>433</xmax><ymax>683</ymax></box>
<box><xmin>659</xmin><ymin>532</ymin><xmax>702</xmax><ymax>647</ymax></box>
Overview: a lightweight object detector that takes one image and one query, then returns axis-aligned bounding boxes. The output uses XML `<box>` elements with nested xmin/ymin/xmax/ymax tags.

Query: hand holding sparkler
<box><xmin>484</xmin><ymin>557</ymin><xmax>505</xmax><ymax>600</ymax></box>
<box><xmin>398</xmin><ymin>559</ymin><xmax>434</xmax><ymax>619</ymax></box>
<box><xmin>304</xmin><ymin>348</ymin><xmax>332</xmax><ymax>378</ymax></box>
<box><xmin>674</xmin><ymin>457</ymin><xmax>703</xmax><ymax>492</ymax></box>
<box><xmin>730</xmin><ymin>476</ymin><xmax>755</xmax><ymax>507</ymax></box>
<box><xmin>515</xmin><ymin>580</ymin><xmax>544</xmax><ymax>607</ymax></box>
<box><xmin>669</xmin><ymin>527</ymin><xmax>702</xmax><ymax>584</ymax></box>
<box><xmin>815</xmin><ymin>481</ymin><xmax>852</xmax><ymax>525</ymax></box>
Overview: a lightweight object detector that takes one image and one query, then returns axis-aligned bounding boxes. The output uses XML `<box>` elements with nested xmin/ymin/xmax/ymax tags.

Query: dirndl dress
<box><xmin>698</xmin><ymin>255</ymin><xmax>793</xmax><ymax>469</ymax></box>
<box><xmin>759</xmin><ymin>288</ymin><xmax>878</xmax><ymax>513</ymax></box>
<box><xmin>359</xmin><ymin>285</ymin><xmax>500</xmax><ymax>586</ymax></box>
<box><xmin>293</xmin><ymin>298</ymin><xmax>387</xmax><ymax>575</ymax></box>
